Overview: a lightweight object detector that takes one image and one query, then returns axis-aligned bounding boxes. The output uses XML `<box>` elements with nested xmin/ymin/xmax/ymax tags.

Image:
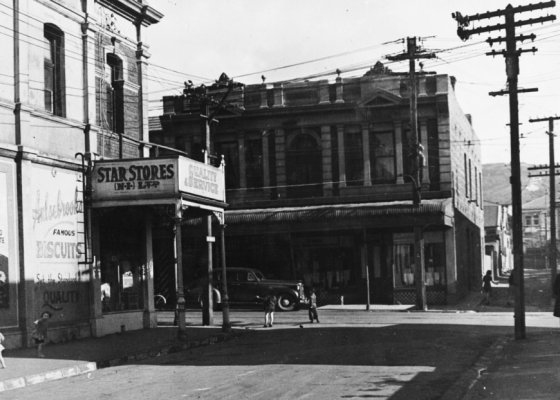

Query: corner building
<box><xmin>0</xmin><ymin>0</ymin><xmax>178</xmax><ymax>349</ymax></box>
<box><xmin>151</xmin><ymin>63</ymin><xmax>484</xmax><ymax>306</ymax></box>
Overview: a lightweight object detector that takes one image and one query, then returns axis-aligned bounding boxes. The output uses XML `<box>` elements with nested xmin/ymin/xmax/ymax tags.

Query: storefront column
<box><xmin>90</xmin><ymin>219</ymin><xmax>103</xmax><ymax>337</ymax></box>
<box><xmin>217</xmin><ymin>213</ymin><xmax>231</xmax><ymax>333</ymax></box>
<box><xmin>419</xmin><ymin>119</ymin><xmax>430</xmax><ymax>188</ymax></box>
<box><xmin>143</xmin><ymin>212</ymin><xmax>156</xmax><ymax>329</ymax></box>
<box><xmin>238</xmin><ymin>133</ymin><xmax>246</xmax><ymax>190</ymax></box>
<box><xmin>321</xmin><ymin>125</ymin><xmax>333</xmax><ymax>197</ymax></box>
<box><xmin>362</xmin><ymin>124</ymin><xmax>371</xmax><ymax>186</ymax></box>
<box><xmin>174</xmin><ymin>202</ymin><xmax>187</xmax><ymax>340</ymax></box>
<box><xmin>445</xmin><ymin>227</ymin><xmax>458</xmax><ymax>304</ymax></box>
<box><xmin>275</xmin><ymin>129</ymin><xmax>287</xmax><ymax>198</ymax></box>
<box><xmin>262</xmin><ymin>131</ymin><xmax>270</xmax><ymax>196</ymax></box>
<box><xmin>337</xmin><ymin>125</ymin><xmax>346</xmax><ymax>188</ymax></box>
<box><xmin>203</xmin><ymin>215</ymin><xmax>214</xmax><ymax>326</ymax></box>
<box><xmin>394</xmin><ymin>120</ymin><xmax>404</xmax><ymax>184</ymax></box>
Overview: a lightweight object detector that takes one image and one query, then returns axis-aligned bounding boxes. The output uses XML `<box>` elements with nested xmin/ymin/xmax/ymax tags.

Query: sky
<box><xmin>145</xmin><ymin>0</ymin><xmax>560</xmax><ymax>167</ymax></box>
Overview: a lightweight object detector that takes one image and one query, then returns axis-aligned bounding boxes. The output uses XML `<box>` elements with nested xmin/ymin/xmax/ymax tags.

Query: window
<box><xmin>533</xmin><ymin>214</ymin><xmax>539</xmax><ymax>225</ymax></box>
<box><xmin>469</xmin><ymin>159</ymin><xmax>472</xmax><ymax>199</ymax></box>
<box><xmin>44</xmin><ymin>24</ymin><xmax>65</xmax><ymax>116</ymax></box>
<box><xmin>393</xmin><ymin>244</ymin><xmax>415</xmax><ymax>288</ymax></box>
<box><xmin>525</xmin><ymin>215</ymin><xmax>532</xmax><ymax>226</ymax></box>
<box><xmin>370</xmin><ymin>131</ymin><xmax>395</xmax><ymax>182</ymax></box>
<box><xmin>474</xmin><ymin>166</ymin><xmax>478</xmax><ymax>205</ymax></box>
<box><xmin>245</xmin><ymin>138</ymin><xmax>263</xmax><ymax>189</ymax></box>
<box><xmin>344</xmin><ymin>127</ymin><xmax>363</xmax><ymax>186</ymax></box>
<box><xmin>464</xmin><ymin>154</ymin><xmax>468</xmax><ymax>198</ymax></box>
<box><xmin>215</xmin><ymin>141</ymin><xmax>239</xmax><ymax>189</ymax></box>
<box><xmin>106</xmin><ymin>54</ymin><xmax>124</xmax><ymax>133</ymax></box>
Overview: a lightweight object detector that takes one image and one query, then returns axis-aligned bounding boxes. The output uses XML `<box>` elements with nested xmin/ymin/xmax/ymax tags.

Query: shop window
<box><xmin>344</xmin><ymin>127</ymin><xmax>363</xmax><ymax>186</ymax></box>
<box><xmin>44</xmin><ymin>24</ymin><xmax>65</xmax><ymax>116</ymax></box>
<box><xmin>106</xmin><ymin>53</ymin><xmax>124</xmax><ymax>133</ymax></box>
<box><xmin>215</xmin><ymin>141</ymin><xmax>239</xmax><ymax>189</ymax></box>
<box><xmin>393</xmin><ymin>242</ymin><xmax>446</xmax><ymax>288</ymax></box>
<box><xmin>370</xmin><ymin>131</ymin><xmax>395</xmax><ymax>182</ymax></box>
<box><xmin>245</xmin><ymin>138</ymin><xmax>263</xmax><ymax>189</ymax></box>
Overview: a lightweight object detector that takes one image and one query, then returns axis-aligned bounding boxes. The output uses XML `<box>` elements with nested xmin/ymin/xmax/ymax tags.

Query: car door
<box><xmin>226</xmin><ymin>271</ymin><xmax>241</xmax><ymax>303</ymax></box>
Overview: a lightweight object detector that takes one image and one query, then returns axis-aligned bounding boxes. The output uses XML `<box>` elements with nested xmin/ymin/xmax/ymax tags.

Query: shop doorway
<box><xmin>367</xmin><ymin>236</ymin><xmax>394</xmax><ymax>304</ymax></box>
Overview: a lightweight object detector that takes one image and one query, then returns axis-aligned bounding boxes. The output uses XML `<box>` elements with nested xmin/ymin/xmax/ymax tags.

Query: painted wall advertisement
<box><xmin>32</xmin><ymin>165</ymin><xmax>89</xmax><ymax>322</ymax></box>
<box><xmin>0</xmin><ymin>172</ymin><xmax>10</xmax><ymax>309</ymax></box>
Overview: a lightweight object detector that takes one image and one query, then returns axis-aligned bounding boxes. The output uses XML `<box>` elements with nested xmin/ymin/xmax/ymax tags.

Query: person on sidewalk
<box><xmin>482</xmin><ymin>271</ymin><xmax>498</xmax><ymax>305</ymax></box>
<box><xmin>0</xmin><ymin>331</ymin><xmax>6</xmax><ymax>368</ymax></box>
<box><xmin>553</xmin><ymin>274</ymin><xmax>560</xmax><ymax>324</ymax></box>
<box><xmin>259</xmin><ymin>288</ymin><xmax>277</xmax><ymax>328</ymax></box>
<box><xmin>31</xmin><ymin>311</ymin><xmax>52</xmax><ymax>358</ymax></box>
<box><xmin>308</xmin><ymin>288</ymin><xmax>319</xmax><ymax>323</ymax></box>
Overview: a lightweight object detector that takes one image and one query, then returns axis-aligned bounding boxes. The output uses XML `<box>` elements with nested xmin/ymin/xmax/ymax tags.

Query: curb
<box><xmin>440</xmin><ymin>334</ymin><xmax>510</xmax><ymax>400</ymax></box>
<box><xmin>0</xmin><ymin>331</ymin><xmax>242</xmax><ymax>393</ymax></box>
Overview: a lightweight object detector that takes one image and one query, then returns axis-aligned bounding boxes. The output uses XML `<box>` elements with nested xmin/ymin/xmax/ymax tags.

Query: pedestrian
<box><xmin>262</xmin><ymin>288</ymin><xmax>277</xmax><ymax>328</ymax></box>
<box><xmin>0</xmin><ymin>331</ymin><xmax>6</xmax><ymax>368</ymax></box>
<box><xmin>481</xmin><ymin>270</ymin><xmax>497</xmax><ymax>305</ymax></box>
<box><xmin>31</xmin><ymin>311</ymin><xmax>52</xmax><ymax>358</ymax></box>
<box><xmin>308</xmin><ymin>288</ymin><xmax>319</xmax><ymax>323</ymax></box>
<box><xmin>553</xmin><ymin>274</ymin><xmax>560</xmax><ymax>325</ymax></box>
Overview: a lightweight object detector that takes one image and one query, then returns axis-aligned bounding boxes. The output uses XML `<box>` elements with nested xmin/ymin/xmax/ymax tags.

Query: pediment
<box><xmin>357</xmin><ymin>88</ymin><xmax>403</xmax><ymax>108</ymax></box>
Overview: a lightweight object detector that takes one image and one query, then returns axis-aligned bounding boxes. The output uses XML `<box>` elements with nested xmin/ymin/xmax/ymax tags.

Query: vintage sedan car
<box><xmin>187</xmin><ymin>268</ymin><xmax>305</xmax><ymax>311</ymax></box>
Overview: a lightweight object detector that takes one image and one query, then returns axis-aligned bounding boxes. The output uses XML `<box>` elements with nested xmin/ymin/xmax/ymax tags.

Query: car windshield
<box><xmin>252</xmin><ymin>270</ymin><xmax>265</xmax><ymax>280</ymax></box>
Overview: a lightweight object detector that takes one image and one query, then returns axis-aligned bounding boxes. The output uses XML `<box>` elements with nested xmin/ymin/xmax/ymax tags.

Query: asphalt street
<box><xmin>2</xmin><ymin>309</ymin><xmax>558</xmax><ymax>400</ymax></box>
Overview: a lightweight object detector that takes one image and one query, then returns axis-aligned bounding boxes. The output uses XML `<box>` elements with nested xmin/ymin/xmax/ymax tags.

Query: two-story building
<box><xmin>150</xmin><ymin>62</ymin><xmax>485</xmax><ymax>306</ymax></box>
<box><xmin>0</xmin><ymin>0</ymin><xmax>175</xmax><ymax>349</ymax></box>
<box><xmin>522</xmin><ymin>195</ymin><xmax>558</xmax><ymax>269</ymax></box>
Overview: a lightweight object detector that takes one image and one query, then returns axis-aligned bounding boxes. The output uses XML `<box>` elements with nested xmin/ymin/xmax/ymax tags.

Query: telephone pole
<box><xmin>386</xmin><ymin>37</ymin><xmax>435</xmax><ymax>311</ymax></box>
<box><xmin>453</xmin><ymin>1</ymin><xmax>556</xmax><ymax>340</ymax></box>
<box><xmin>528</xmin><ymin>117</ymin><xmax>560</xmax><ymax>287</ymax></box>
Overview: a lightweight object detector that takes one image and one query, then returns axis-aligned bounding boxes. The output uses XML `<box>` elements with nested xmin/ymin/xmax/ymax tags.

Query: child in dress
<box><xmin>0</xmin><ymin>332</ymin><xmax>6</xmax><ymax>368</ymax></box>
<box><xmin>308</xmin><ymin>288</ymin><xmax>319</xmax><ymax>323</ymax></box>
<box><xmin>32</xmin><ymin>311</ymin><xmax>52</xmax><ymax>358</ymax></box>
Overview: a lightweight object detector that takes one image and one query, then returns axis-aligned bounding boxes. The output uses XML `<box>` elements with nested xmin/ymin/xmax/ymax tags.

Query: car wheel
<box><xmin>199</xmin><ymin>294</ymin><xmax>220</xmax><ymax>311</ymax></box>
<box><xmin>277</xmin><ymin>293</ymin><xmax>296</xmax><ymax>311</ymax></box>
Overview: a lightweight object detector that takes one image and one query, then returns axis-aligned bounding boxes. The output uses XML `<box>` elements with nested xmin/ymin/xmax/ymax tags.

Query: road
<box><xmin>3</xmin><ymin>309</ymin><xmax>558</xmax><ymax>400</ymax></box>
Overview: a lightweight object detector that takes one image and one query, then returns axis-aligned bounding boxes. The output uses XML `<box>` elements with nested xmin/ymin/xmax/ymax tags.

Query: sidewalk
<box><xmin>463</xmin><ymin>330</ymin><xmax>560</xmax><ymax>399</ymax></box>
<box><xmin>0</xmin><ymin>325</ymin><xmax>240</xmax><ymax>393</ymax></box>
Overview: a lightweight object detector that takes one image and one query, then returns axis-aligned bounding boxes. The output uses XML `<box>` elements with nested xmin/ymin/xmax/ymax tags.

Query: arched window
<box><xmin>106</xmin><ymin>53</ymin><xmax>124</xmax><ymax>133</ymax></box>
<box><xmin>44</xmin><ymin>24</ymin><xmax>65</xmax><ymax>116</ymax></box>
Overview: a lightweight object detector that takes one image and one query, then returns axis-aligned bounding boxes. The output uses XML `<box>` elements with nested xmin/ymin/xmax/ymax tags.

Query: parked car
<box><xmin>187</xmin><ymin>268</ymin><xmax>305</xmax><ymax>311</ymax></box>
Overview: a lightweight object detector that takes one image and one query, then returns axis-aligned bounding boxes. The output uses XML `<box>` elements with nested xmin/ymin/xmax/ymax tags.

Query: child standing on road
<box><xmin>308</xmin><ymin>288</ymin><xmax>319</xmax><ymax>323</ymax></box>
<box><xmin>263</xmin><ymin>289</ymin><xmax>277</xmax><ymax>328</ymax></box>
<box><xmin>32</xmin><ymin>311</ymin><xmax>52</xmax><ymax>358</ymax></box>
<box><xmin>0</xmin><ymin>332</ymin><xmax>6</xmax><ymax>368</ymax></box>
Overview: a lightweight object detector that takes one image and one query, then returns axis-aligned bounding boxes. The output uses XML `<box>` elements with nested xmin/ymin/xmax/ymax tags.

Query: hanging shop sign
<box><xmin>92</xmin><ymin>156</ymin><xmax>225</xmax><ymax>203</ymax></box>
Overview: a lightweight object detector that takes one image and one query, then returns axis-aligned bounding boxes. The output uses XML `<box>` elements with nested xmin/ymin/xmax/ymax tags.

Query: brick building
<box><xmin>0</xmin><ymin>0</ymin><xmax>171</xmax><ymax>349</ymax></box>
<box><xmin>150</xmin><ymin>62</ymin><xmax>485</xmax><ymax>306</ymax></box>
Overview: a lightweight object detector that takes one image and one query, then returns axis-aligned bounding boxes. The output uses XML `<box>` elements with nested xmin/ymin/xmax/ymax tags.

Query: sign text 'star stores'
<box><xmin>96</xmin><ymin>163</ymin><xmax>174</xmax><ymax>191</ymax></box>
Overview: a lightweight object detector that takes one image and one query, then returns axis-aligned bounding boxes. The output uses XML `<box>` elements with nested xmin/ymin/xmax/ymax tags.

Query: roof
<box><xmin>224</xmin><ymin>199</ymin><xmax>453</xmax><ymax>225</ymax></box>
<box><xmin>523</xmin><ymin>195</ymin><xmax>548</xmax><ymax>211</ymax></box>
<box><xmin>484</xmin><ymin>205</ymin><xmax>499</xmax><ymax>227</ymax></box>
<box><xmin>149</xmin><ymin>116</ymin><xmax>162</xmax><ymax>131</ymax></box>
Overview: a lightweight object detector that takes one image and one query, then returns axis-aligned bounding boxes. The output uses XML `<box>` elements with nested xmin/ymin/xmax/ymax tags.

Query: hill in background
<box><xmin>482</xmin><ymin>162</ymin><xmax>555</xmax><ymax>206</ymax></box>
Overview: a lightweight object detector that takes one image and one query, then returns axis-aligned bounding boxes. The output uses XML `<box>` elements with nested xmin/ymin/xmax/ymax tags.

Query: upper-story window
<box><xmin>345</xmin><ymin>126</ymin><xmax>363</xmax><ymax>186</ymax></box>
<box><xmin>106</xmin><ymin>54</ymin><xmax>124</xmax><ymax>133</ymax></box>
<box><xmin>369</xmin><ymin>131</ymin><xmax>395</xmax><ymax>182</ymax></box>
<box><xmin>525</xmin><ymin>215</ymin><xmax>532</xmax><ymax>226</ymax></box>
<box><xmin>215</xmin><ymin>141</ymin><xmax>239</xmax><ymax>189</ymax></box>
<box><xmin>44</xmin><ymin>24</ymin><xmax>65</xmax><ymax>116</ymax></box>
<box><xmin>464</xmin><ymin>154</ymin><xmax>468</xmax><ymax>198</ymax></box>
<box><xmin>533</xmin><ymin>214</ymin><xmax>539</xmax><ymax>225</ymax></box>
<box><xmin>245</xmin><ymin>138</ymin><xmax>263</xmax><ymax>189</ymax></box>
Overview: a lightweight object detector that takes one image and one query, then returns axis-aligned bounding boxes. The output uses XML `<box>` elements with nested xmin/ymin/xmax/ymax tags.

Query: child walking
<box><xmin>32</xmin><ymin>311</ymin><xmax>52</xmax><ymax>358</ymax></box>
<box><xmin>0</xmin><ymin>332</ymin><xmax>6</xmax><ymax>368</ymax></box>
<box><xmin>308</xmin><ymin>288</ymin><xmax>319</xmax><ymax>323</ymax></box>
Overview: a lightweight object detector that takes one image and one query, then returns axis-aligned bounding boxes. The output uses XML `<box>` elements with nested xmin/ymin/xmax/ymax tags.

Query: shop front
<box><xmin>91</xmin><ymin>155</ymin><xmax>226</xmax><ymax>336</ymax></box>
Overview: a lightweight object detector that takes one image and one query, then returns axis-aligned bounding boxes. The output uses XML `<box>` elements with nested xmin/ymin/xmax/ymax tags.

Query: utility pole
<box><xmin>386</xmin><ymin>37</ymin><xmax>434</xmax><ymax>311</ymax></box>
<box><xmin>528</xmin><ymin>116</ymin><xmax>560</xmax><ymax>286</ymax></box>
<box><xmin>184</xmin><ymin>74</ymin><xmax>243</xmax><ymax>328</ymax></box>
<box><xmin>453</xmin><ymin>1</ymin><xmax>556</xmax><ymax>340</ymax></box>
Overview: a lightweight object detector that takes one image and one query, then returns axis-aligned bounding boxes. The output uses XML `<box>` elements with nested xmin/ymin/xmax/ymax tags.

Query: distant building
<box><xmin>150</xmin><ymin>62</ymin><xmax>485</xmax><ymax>306</ymax></box>
<box><xmin>522</xmin><ymin>195</ymin><xmax>558</xmax><ymax>269</ymax></box>
<box><xmin>484</xmin><ymin>204</ymin><xmax>512</xmax><ymax>275</ymax></box>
